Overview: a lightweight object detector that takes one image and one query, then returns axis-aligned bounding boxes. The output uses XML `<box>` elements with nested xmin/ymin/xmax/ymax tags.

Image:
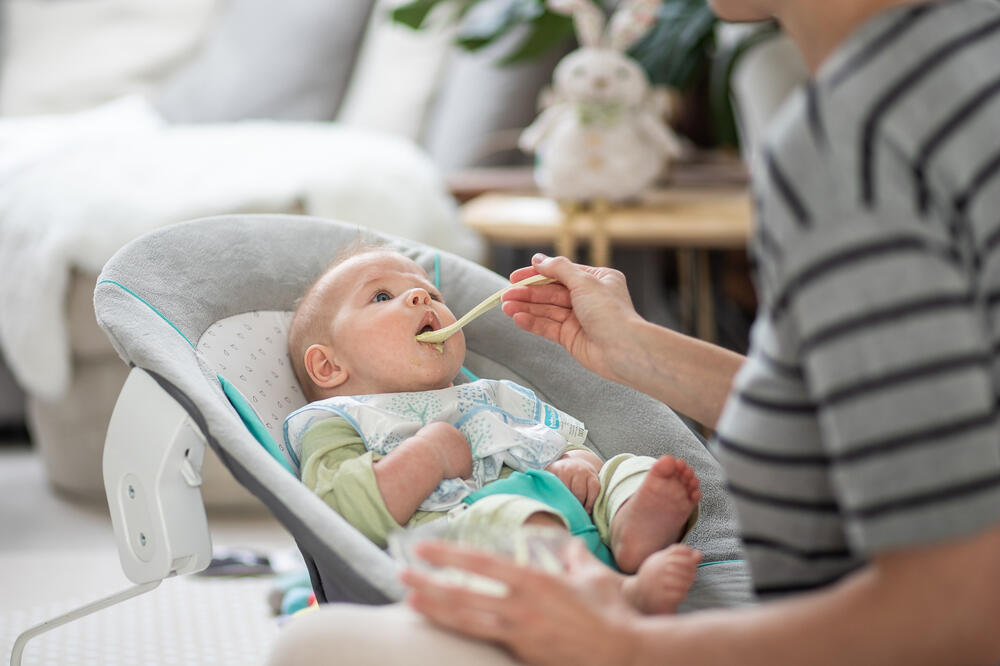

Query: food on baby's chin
<box><xmin>415</xmin><ymin>336</ymin><xmax>445</xmax><ymax>354</ymax></box>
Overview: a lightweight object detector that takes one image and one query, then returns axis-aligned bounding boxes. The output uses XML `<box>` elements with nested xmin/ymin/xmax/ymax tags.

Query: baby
<box><xmin>284</xmin><ymin>244</ymin><xmax>702</xmax><ymax>614</ymax></box>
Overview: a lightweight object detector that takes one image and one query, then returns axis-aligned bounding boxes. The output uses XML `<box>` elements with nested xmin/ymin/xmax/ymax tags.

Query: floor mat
<box><xmin>1</xmin><ymin>551</ymin><xmax>281</xmax><ymax>666</ymax></box>
<box><xmin>1</xmin><ymin>449</ymin><xmax>292</xmax><ymax>665</ymax></box>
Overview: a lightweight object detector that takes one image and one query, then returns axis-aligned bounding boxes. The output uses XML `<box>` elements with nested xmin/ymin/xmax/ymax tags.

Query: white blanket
<box><xmin>0</xmin><ymin>96</ymin><xmax>480</xmax><ymax>400</ymax></box>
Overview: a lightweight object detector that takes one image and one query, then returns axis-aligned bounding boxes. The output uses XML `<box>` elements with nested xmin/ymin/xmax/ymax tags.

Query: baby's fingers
<box><xmin>566</xmin><ymin>472</ymin><xmax>589</xmax><ymax>506</ymax></box>
<box><xmin>585</xmin><ymin>474</ymin><xmax>601</xmax><ymax>514</ymax></box>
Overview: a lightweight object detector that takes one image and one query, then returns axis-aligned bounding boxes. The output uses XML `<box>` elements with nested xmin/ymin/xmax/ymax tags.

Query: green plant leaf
<box><xmin>628</xmin><ymin>0</ymin><xmax>717</xmax><ymax>90</ymax></box>
<box><xmin>391</xmin><ymin>0</ymin><xmax>445</xmax><ymax>29</ymax></box>
<box><xmin>457</xmin><ymin>0</ymin><xmax>548</xmax><ymax>52</ymax></box>
<box><xmin>498</xmin><ymin>10</ymin><xmax>575</xmax><ymax>64</ymax></box>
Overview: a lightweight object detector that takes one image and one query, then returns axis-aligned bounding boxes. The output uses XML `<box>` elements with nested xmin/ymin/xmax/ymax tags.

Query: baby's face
<box><xmin>319</xmin><ymin>251</ymin><xmax>466</xmax><ymax>394</ymax></box>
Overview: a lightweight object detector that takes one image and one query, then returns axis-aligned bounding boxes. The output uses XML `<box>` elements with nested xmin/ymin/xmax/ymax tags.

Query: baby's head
<box><xmin>289</xmin><ymin>244</ymin><xmax>466</xmax><ymax>401</ymax></box>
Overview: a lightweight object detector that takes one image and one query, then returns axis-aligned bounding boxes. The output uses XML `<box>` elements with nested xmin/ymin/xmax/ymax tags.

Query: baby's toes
<box><xmin>684</xmin><ymin>469</ymin><xmax>700</xmax><ymax>490</ymax></box>
<box><xmin>656</xmin><ymin>455</ymin><xmax>680</xmax><ymax>476</ymax></box>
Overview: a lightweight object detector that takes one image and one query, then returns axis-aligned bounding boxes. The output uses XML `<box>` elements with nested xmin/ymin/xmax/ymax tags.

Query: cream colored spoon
<box><xmin>416</xmin><ymin>274</ymin><xmax>556</xmax><ymax>344</ymax></box>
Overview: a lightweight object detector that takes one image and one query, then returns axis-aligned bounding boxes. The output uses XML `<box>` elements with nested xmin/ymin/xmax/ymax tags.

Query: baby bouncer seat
<box><xmin>39</xmin><ymin>215</ymin><xmax>751</xmax><ymax>652</ymax></box>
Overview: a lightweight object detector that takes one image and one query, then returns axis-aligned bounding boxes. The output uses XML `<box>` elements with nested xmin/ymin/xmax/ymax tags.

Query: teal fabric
<box><xmin>464</xmin><ymin>469</ymin><xmax>616</xmax><ymax>569</ymax></box>
<box><xmin>219</xmin><ymin>374</ymin><xmax>295</xmax><ymax>475</ymax></box>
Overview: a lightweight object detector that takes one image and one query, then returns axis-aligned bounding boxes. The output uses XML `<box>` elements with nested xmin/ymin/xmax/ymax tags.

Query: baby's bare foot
<box><xmin>610</xmin><ymin>455</ymin><xmax>701</xmax><ymax>574</ymax></box>
<box><xmin>623</xmin><ymin>544</ymin><xmax>702</xmax><ymax>614</ymax></box>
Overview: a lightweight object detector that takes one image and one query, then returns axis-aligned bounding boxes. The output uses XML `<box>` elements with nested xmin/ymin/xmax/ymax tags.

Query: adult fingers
<box><xmin>505</xmin><ymin>310</ymin><xmax>566</xmax><ymax>344</ymax></box>
<box><xmin>403</xmin><ymin>571</ymin><xmax>512</xmax><ymax>643</ymax></box>
<box><xmin>528</xmin><ymin>254</ymin><xmax>602</xmax><ymax>292</ymax></box>
<box><xmin>510</xmin><ymin>255</ymin><xmax>608</xmax><ymax>291</ymax></box>
<box><xmin>500</xmin><ymin>299</ymin><xmax>573</xmax><ymax>323</ymax></box>
<box><xmin>502</xmin><ymin>281</ymin><xmax>573</xmax><ymax>308</ymax></box>
<box><xmin>509</xmin><ymin>265</ymin><xmax>541</xmax><ymax>284</ymax></box>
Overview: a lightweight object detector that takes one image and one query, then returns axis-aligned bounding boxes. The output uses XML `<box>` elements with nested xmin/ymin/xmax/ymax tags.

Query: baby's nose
<box><xmin>407</xmin><ymin>288</ymin><xmax>431</xmax><ymax>306</ymax></box>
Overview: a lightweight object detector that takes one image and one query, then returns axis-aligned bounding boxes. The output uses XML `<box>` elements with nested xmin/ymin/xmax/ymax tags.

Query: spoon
<box><xmin>415</xmin><ymin>274</ymin><xmax>556</xmax><ymax>344</ymax></box>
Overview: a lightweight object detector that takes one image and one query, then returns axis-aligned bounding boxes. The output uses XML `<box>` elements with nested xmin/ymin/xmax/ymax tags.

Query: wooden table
<box><xmin>460</xmin><ymin>185</ymin><xmax>753</xmax><ymax>342</ymax></box>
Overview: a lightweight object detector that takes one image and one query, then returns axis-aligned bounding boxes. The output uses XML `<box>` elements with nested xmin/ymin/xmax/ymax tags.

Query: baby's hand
<box><xmin>546</xmin><ymin>456</ymin><xmax>601</xmax><ymax>514</ymax></box>
<box><xmin>417</xmin><ymin>422</ymin><xmax>472</xmax><ymax>481</ymax></box>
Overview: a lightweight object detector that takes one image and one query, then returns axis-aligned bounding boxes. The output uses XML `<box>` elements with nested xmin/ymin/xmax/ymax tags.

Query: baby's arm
<box><xmin>545</xmin><ymin>448</ymin><xmax>603</xmax><ymax>513</ymax></box>
<box><xmin>373</xmin><ymin>422</ymin><xmax>472</xmax><ymax>526</ymax></box>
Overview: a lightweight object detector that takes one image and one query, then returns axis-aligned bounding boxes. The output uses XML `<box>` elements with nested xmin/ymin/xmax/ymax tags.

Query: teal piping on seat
<box><xmin>433</xmin><ymin>253</ymin><xmax>478</xmax><ymax>383</ymax></box>
<box><xmin>97</xmin><ymin>279</ymin><xmax>294</xmax><ymax>475</ymax></box>
<box><xmin>697</xmin><ymin>559</ymin><xmax>744</xmax><ymax>568</ymax></box>
<box><xmin>97</xmin><ymin>280</ymin><xmax>195</xmax><ymax>349</ymax></box>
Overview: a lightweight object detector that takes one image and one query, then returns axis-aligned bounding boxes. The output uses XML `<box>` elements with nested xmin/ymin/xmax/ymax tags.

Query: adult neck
<box><xmin>776</xmin><ymin>0</ymin><xmax>932</xmax><ymax>72</ymax></box>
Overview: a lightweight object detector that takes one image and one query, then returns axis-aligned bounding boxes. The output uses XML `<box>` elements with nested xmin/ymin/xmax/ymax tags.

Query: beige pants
<box><xmin>266</xmin><ymin>602</ymin><xmax>520</xmax><ymax>665</ymax></box>
<box><xmin>267</xmin><ymin>454</ymin><xmax>699</xmax><ymax>665</ymax></box>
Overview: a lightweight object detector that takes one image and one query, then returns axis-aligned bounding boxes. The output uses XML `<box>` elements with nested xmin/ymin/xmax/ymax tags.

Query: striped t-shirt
<box><xmin>714</xmin><ymin>0</ymin><xmax>1000</xmax><ymax>598</ymax></box>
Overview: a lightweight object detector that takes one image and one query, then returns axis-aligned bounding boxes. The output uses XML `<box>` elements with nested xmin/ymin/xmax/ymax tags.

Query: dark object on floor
<box><xmin>197</xmin><ymin>547</ymin><xmax>273</xmax><ymax>576</ymax></box>
<box><xmin>0</xmin><ymin>422</ymin><xmax>30</xmax><ymax>444</ymax></box>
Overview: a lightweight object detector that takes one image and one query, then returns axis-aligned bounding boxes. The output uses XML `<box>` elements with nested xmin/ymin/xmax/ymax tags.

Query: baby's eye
<box><xmin>430</xmin><ymin>293</ymin><xmax>443</xmax><ymax>302</ymax></box>
<box><xmin>372</xmin><ymin>291</ymin><xmax>392</xmax><ymax>303</ymax></box>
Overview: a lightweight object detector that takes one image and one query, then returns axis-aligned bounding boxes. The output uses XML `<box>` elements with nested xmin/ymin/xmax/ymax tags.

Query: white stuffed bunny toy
<box><xmin>519</xmin><ymin>0</ymin><xmax>684</xmax><ymax>203</ymax></box>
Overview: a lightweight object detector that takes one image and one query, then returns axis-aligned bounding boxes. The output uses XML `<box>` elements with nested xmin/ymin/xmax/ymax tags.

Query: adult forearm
<box><xmin>609</xmin><ymin>320</ymin><xmax>744</xmax><ymax>429</ymax></box>
<box><xmin>630</xmin><ymin>526</ymin><xmax>1000</xmax><ymax>666</ymax></box>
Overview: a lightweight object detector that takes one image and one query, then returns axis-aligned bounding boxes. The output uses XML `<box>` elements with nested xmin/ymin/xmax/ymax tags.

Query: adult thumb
<box><xmin>531</xmin><ymin>254</ymin><xmax>594</xmax><ymax>291</ymax></box>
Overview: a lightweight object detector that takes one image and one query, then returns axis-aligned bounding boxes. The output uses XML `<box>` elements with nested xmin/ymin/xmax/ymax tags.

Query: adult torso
<box><xmin>714</xmin><ymin>0</ymin><xmax>1000</xmax><ymax>599</ymax></box>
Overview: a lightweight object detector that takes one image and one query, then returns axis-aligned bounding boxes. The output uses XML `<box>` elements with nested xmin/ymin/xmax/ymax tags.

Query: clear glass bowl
<box><xmin>388</xmin><ymin>520</ymin><xmax>572</xmax><ymax>595</ymax></box>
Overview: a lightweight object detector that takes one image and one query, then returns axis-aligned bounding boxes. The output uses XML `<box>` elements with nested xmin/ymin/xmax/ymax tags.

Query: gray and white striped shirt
<box><xmin>714</xmin><ymin>0</ymin><xmax>1000</xmax><ymax>598</ymax></box>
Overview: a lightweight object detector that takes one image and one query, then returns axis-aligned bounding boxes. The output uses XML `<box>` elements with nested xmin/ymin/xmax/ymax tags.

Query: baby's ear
<box><xmin>303</xmin><ymin>344</ymin><xmax>349</xmax><ymax>392</ymax></box>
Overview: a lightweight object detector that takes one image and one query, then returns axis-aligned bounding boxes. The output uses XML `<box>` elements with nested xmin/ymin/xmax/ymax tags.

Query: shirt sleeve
<box><xmin>299</xmin><ymin>418</ymin><xmax>400</xmax><ymax>548</ymax></box>
<box><xmin>784</xmin><ymin>206</ymin><xmax>1000</xmax><ymax>554</ymax></box>
<box><xmin>563</xmin><ymin>442</ymin><xmax>599</xmax><ymax>456</ymax></box>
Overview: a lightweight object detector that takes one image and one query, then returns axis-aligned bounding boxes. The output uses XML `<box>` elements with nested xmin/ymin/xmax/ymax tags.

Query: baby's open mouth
<box><xmin>414</xmin><ymin>313</ymin><xmax>446</xmax><ymax>352</ymax></box>
<box><xmin>415</xmin><ymin>311</ymin><xmax>440</xmax><ymax>338</ymax></box>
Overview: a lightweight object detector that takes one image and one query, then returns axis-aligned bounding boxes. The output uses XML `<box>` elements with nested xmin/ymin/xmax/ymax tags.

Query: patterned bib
<box><xmin>283</xmin><ymin>379</ymin><xmax>588</xmax><ymax>510</ymax></box>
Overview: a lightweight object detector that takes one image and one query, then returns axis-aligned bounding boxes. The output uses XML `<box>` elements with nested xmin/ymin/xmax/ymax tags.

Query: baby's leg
<box><xmin>609</xmin><ymin>455</ymin><xmax>701</xmax><ymax>573</ymax></box>
<box><xmin>622</xmin><ymin>544</ymin><xmax>701</xmax><ymax>614</ymax></box>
